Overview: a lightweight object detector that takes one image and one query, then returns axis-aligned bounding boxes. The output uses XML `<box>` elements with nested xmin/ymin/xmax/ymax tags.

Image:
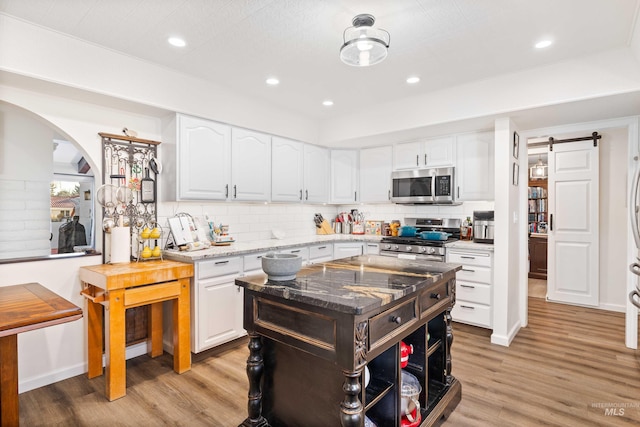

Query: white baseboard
<box><xmin>491</xmin><ymin>321</ymin><xmax>521</xmax><ymax>347</ymax></box>
<box><xmin>19</xmin><ymin>342</ymin><xmax>148</xmax><ymax>394</ymax></box>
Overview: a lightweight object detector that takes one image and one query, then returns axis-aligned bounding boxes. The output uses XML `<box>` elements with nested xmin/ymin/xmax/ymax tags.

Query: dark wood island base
<box><xmin>237</xmin><ymin>255</ymin><xmax>462</xmax><ymax>427</ymax></box>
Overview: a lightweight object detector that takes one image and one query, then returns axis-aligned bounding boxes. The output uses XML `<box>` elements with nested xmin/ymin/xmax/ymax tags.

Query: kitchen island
<box><xmin>236</xmin><ymin>255</ymin><xmax>462</xmax><ymax>427</ymax></box>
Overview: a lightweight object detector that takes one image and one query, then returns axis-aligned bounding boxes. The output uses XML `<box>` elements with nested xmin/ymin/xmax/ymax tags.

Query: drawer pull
<box><xmin>430</xmin><ymin>293</ymin><xmax>441</xmax><ymax>300</ymax></box>
<box><xmin>256</xmin><ymin>256</ymin><xmax>262</xmax><ymax>259</ymax></box>
<box><xmin>460</xmin><ymin>284</ymin><xmax>475</xmax><ymax>289</ymax></box>
<box><xmin>290</xmin><ymin>250</ymin><xmax>301</xmax><ymax>253</ymax></box>
<box><xmin>461</xmin><ymin>256</ymin><xmax>476</xmax><ymax>259</ymax></box>
<box><xmin>215</xmin><ymin>260</ymin><xmax>230</xmax><ymax>265</ymax></box>
<box><xmin>460</xmin><ymin>305</ymin><xmax>475</xmax><ymax>310</ymax></box>
<box><xmin>318</xmin><ymin>246</ymin><xmax>326</xmax><ymax>249</ymax></box>
<box><xmin>461</xmin><ymin>268</ymin><xmax>475</xmax><ymax>272</ymax></box>
<box><xmin>391</xmin><ymin>316</ymin><xmax>402</xmax><ymax>324</ymax></box>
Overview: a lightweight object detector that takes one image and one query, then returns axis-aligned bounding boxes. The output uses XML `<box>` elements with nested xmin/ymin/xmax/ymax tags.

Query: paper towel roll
<box><xmin>110</xmin><ymin>227</ymin><xmax>131</xmax><ymax>263</ymax></box>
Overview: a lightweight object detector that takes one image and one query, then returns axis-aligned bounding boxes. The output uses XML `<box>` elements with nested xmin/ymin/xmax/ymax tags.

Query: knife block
<box><xmin>316</xmin><ymin>220</ymin><xmax>334</xmax><ymax>235</ymax></box>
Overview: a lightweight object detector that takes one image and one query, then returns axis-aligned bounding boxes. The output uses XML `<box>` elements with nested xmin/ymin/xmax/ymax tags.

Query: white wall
<box><xmin>491</xmin><ymin>118</ymin><xmax>522</xmax><ymax>346</ymax></box>
<box><xmin>0</xmin><ymin>102</ymin><xmax>55</xmax><ymax>259</ymax></box>
<box><xmin>319</xmin><ymin>48</ymin><xmax>640</xmax><ymax>146</ymax></box>
<box><xmin>599</xmin><ymin>127</ymin><xmax>629</xmax><ymax>310</ymax></box>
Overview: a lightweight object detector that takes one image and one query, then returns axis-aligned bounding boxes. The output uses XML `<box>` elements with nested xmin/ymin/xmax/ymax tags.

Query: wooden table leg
<box><xmin>148</xmin><ymin>302</ymin><xmax>163</xmax><ymax>358</ymax></box>
<box><xmin>172</xmin><ymin>278</ymin><xmax>191</xmax><ymax>374</ymax></box>
<box><xmin>105</xmin><ymin>289</ymin><xmax>126</xmax><ymax>401</ymax></box>
<box><xmin>0</xmin><ymin>335</ymin><xmax>19</xmax><ymax>427</ymax></box>
<box><xmin>86</xmin><ymin>298</ymin><xmax>104</xmax><ymax>379</ymax></box>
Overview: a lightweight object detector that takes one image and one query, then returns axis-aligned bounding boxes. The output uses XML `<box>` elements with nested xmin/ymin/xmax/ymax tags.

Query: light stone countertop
<box><xmin>163</xmin><ymin>234</ymin><xmax>383</xmax><ymax>262</ymax></box>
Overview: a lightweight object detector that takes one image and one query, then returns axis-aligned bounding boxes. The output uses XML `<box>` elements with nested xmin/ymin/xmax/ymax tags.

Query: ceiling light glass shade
<box><xmin>340</xmin><ymin>14</ymin><xmax>390</xmax><ymax>67</ymax></box>
<box><xmin>529</xmin><ymin>157</ymin><xmax>548</xmax><ymax>179</ymax></box>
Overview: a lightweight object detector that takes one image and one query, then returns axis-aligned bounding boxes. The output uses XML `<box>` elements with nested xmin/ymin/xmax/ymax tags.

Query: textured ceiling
<box><xmin>1</xmin><ymin>0</ymin><xmax>639</xmax><ymax>120</ymax></box>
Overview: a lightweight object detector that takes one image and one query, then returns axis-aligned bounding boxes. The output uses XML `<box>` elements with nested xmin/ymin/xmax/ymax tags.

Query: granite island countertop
<box><xmin>235</xmin><ymin>255</ymin><xmax>461</xmax><ymax>315</ymax></box>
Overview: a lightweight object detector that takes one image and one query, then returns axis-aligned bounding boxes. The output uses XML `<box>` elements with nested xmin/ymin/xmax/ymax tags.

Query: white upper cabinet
<box><xmin>359</xmin><ymin>146</ymin><xmax>392</xmax><ymax>203</ymax></box>
<box><xmin>330</xmin><ymin>149</ymin><xmax>359</xmax><ymax>204</ymax></box>
<box><xmin>393</xmin><ymin>136</ymin><xmax>455</xmax><ymax>169</ymax></box>
<box><xmin>303</xmin><ymin>144</ymin><xmax>330</xmax><ymax>203</ymax></box>
<box><xmin>455</xmin><ymin>131</ymin><xmax>494</xmax><ymax>201</ymax></box>
<box><xmin>271</xmin><ymin>137</ymin><xmax>304</xmax><ymax>202</ymax></box>
<box><xmin>172</xmin><ymin>114</ymin><xmax>231</xmax><ymax>200</ymax></box>
<box><xmin>231</xmin><ymin>128</ymin><xmax>271</xmax><ymax>201</ymax></box>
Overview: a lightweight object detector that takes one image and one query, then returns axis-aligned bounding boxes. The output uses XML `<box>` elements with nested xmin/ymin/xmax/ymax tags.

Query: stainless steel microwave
<box><xmin>390</xmin><ymin>167</ymin><xmax>457</xmax><ymax>204</ymax></box>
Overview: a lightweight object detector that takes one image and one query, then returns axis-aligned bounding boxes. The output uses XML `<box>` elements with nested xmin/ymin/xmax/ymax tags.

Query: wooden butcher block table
<box><xmin>79</xmin><ymin>260</ymin><xmax>193</xmax><ymax>401</ymax></box>
<box><xmin>0</xmin><ymin>282</ymin><xmax>82</xmax><ymax>426</ymax></box>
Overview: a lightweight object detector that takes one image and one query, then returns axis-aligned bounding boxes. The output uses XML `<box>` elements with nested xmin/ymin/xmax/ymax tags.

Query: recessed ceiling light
<box><xmin>322</xmin><ymin>100</ymin><xmax>334</xmax><ymax>106</ymax></box>
<box><xmin>266</xmin><ymin>77</ymin><xmax>280</xmax><ymax>86</ymax></box>
<box><xmin>168</xmin><ymin>37</ymin><xmax>186</xmax><ymax>47</ymax></box>
<box><xmin>406</xmin><ymin>76</ymin><xmax>420</xmax><ymax>84</ymax></box>
<box><xmin>535</xmin><ymin>40</ymin><xmax>553</xmax><ymax>49</ymax></box>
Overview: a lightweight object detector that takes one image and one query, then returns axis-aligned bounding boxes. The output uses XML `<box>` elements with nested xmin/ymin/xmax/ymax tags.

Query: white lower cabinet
<box><xmin>333</xmin><ymin>242</ymin><xmax>364</xmax><ymax>259</ymax></box>
<box><xmin>278</xmin><ymin>246</ymin><xmax>309</xmax><ymax>265</ymax></box>
<box><xmin>192</xmin><ymin>256</ymin><xmax>245</xmax><ymax>353</ymax></box>
<box><xmin>446</xmin><ymin>249</ymin><xmax>493</xmax><ymax>328</ymax></box>
<box><xmin>364</xmin><ymin>242</ymin><xmax>380</xmax><ymax>255</ymax></box>
<box><xmin>309</xmin><ymin>243</ymin><xmax>333</xmax><ymax>264</ymax></box>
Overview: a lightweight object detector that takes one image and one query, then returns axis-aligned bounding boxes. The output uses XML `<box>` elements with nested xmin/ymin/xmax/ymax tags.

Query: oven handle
<box><xmin>380</xmin><ymin>251</ymin><xmax>444</xmax><ymax>262</ymax></box>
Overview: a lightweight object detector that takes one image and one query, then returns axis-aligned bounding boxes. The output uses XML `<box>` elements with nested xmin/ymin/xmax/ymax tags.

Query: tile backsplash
<box><xmin>157</xmin><ymin>201</ymin><xmax>495</xmax><ymax>243</ymax></box>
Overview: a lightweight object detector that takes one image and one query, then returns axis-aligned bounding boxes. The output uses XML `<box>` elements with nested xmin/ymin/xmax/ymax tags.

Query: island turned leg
<box><xmin>445</xmin><ymin>309</ymin><xmax>453</xmax><ymax>386</ymax></box>
<box><xmin>340</xmin><ymin>369</ymin><xmax>363</xmax><ymax>427</ymax></box>
<box><xmin>239</xmin><ymin>333</ymin><xmax>269</xmax><ymax>427</ymax></box>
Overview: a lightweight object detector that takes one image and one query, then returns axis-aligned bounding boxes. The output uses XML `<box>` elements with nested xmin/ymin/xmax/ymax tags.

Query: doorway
<box><xmin>527</xmin><ymin>149</ymin><xmax>548</xmax><ymax>300</ymax></box>
<box><xmin>519</xmin><ymin>121</ymin><xmax>633</xmax><ymax>346</ymax></box>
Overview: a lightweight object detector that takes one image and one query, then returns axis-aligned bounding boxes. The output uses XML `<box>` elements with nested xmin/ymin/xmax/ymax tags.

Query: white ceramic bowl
<box><xmin>261</xmin><ymin>252</ymin><xmax>302</xmax><ymax>281</ymax></box>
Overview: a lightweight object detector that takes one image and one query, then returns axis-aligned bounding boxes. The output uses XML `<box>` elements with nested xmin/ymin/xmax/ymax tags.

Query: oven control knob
<box><xmin>405</xmin><ymin>246</ymin><xmax>412</xmax><ymax>252</ymax></box>
<box><xmin>393</xmin><ymin>245</ymin><xmax>399</xmax><ymax>250</ymax></box>
<box><xmin>383</xmin><ymin>244</ymin><xmax>391</xmax><ymax>250</ymax></box>
<box><xmin>419</xmin><ymin>247</ymin><xmax>427</xmax><ymax>253</ymax></box>
<box><xmin>428</xmin><ymin>247</ymin><xmax>436</xmax><ymax>254</ymax></box>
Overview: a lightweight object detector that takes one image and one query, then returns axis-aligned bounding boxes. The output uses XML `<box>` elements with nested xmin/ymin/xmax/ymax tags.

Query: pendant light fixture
<box><xmin>340</xmin><ymin>14</ymin><xmax>390</xmax><ymax>67</ymax></box>
<box><xmin>529</xmin><ymin>156</ymin><xmax>548</xmax><ymax>179</ymax></box>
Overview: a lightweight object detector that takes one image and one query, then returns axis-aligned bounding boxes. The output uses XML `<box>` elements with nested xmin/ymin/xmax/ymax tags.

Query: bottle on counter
<box><xmin>461</xmin><ymin>217</ymin><xmax>473</xmax><ymax>240</ymax></box>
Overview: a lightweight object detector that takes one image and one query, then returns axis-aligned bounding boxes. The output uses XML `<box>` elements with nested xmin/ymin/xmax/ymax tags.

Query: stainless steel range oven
<box><xmin>380</xmin><ymin>218</ymin><xmax>461</xmax><ymax>262</ymax></box>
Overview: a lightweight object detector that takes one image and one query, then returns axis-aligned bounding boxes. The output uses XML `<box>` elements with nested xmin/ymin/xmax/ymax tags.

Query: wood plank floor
<box><xmin>19</xmin><ymin>298</ymin><xmax>640</xmax><ymax>426</ymax></box>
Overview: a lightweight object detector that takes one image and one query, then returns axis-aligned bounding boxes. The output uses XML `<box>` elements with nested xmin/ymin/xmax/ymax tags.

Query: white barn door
<box><xmin>547</xmin><ymin>140</ymin><xmax>599</xmax><ymax>306</ymax></box>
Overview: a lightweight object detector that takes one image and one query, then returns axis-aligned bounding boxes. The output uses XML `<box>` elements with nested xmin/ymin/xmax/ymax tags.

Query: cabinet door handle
<box><xmin>233</xmin><ymin>185</ymin><xmax>237</xmax><ymax>198</ymax></box>
<box><xmin>460</xmin><ymin>305</ymin><xmax>475</xmax><ymax>309</ymax></box>
<box><xmin>215</xmin><ymin>260</ymin><xmax>229</xmax><ymax>265</ymax></box>
<box><xmin>424</xmin><ymin>153</ymin><xmax>427</xmax><ymax>165</ymax></box>
<box><xmin>388</xmin><ymin>189</ymin><xmax>391</xmax><ymax>200</ymax></box>
<box><xmin>391</xmin><ymin>316</ymin><xmax>402</xmax><ymax>324</ymax></box>
<box><xmin>305</xmin><ymin>190</ymin><xmax>309</xmax><ymax>200</ymax></box>
<box><xmin>416</xmin><ymin>154</ymin><xmax>419</xmax><ymax>166</ymax></box>
<box><xmin>457</xmin><ymin>186</ymin><xmax>460</xmax><ymax>199</ymax></box>
<box><xmin>461</xmin><ymin>268</ymin><xmax>475</xmax><ymax>272</ymax></box>
<box><xmin>225</xmin><ymin>184</ymin><xmax>229</xmax><ymax>198</ymax></box>
<box><xmin>354</xmin><ymin>191</ymin><xmax>357</xmax><ymax>201</ymax></box>
<box><xmin>550</xmin><ymin>213</ymin><xmax>553</xmax><ymax>231</ymax></box>
<box><xmin>236</xmin><ymin>286</ymin><xmax>241</xmax><ymax>293</ymax></box>
<box><xmin>430</xmin><ymin>293</ymin><xmax>441</xmax><ymax>300</ymax></box>
<box><xmin>299</xmin><ymin>189</ymin><xmax>303</xmax><ymax>200</ymax></box>
<box><xmin>460</xmin><ymin>284</ymin><xmax>475</xmax><ymax>289</ymax></box>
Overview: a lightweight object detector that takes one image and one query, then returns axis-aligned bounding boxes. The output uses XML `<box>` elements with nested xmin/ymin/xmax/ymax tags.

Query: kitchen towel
<box><xmin>110</xmin><ymin>227</ymin><xmax>131</xmax><ymax>263</ymax></box>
